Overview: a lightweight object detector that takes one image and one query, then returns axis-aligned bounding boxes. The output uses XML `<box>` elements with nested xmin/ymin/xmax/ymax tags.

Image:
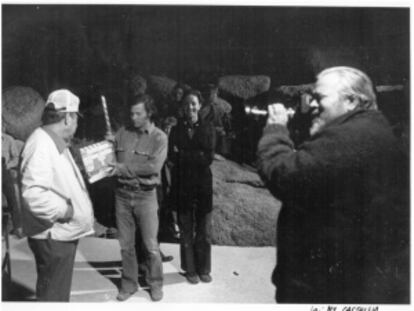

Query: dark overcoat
<box><xmin>257</xmin><ymin>109</ymin><xmax>409</xmax><ymax>303</ymax></box>
<box><xmin>169</xmin><ymin>118</ymin><xmax>216</xmax><ymax>212</ymax></box>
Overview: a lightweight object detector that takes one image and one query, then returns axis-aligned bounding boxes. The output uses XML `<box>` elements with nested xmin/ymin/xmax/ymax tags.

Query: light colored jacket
<box><xmin>20</xmin><ymin>128</ymin><xmax>94</xmax><ymax>240</ymax></box>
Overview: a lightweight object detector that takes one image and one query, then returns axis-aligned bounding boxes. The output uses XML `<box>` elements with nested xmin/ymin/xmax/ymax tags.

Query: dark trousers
<box><xmin>274</xmin><ymin>262</ymin><xmax>410</xmax><ymax>303</ymax></box>
<box><xmin>27</xmin><ymin>237</ymin><xmax>78</xmax><ymax>302</ymax></box>
<box><xmin>178</xmin><ymin>205</ymin><xmax>212</xmax><ymax>275</ymax></box>
<box><xmin>115</xmin><ymin>189</ymin><xmax>163</xmax><ymax>292</ymax></box>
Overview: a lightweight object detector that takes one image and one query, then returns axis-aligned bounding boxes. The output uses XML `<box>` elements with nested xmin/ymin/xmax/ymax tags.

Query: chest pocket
<box><xmin>116</xmin><ymin>134</ymin><xmax>154</xmax><ymax>164</ymax></box>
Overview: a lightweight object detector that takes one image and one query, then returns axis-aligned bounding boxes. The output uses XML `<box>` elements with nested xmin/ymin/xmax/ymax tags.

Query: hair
<box><xmin>171</xmin><ymin>82</ymin><xmax>190</xmax><ymax>98</ymax></box>
<box><xmin>317</xmin><ymin>66</ymin><xmax>377</xmax><ymax>110</ymax></box>
<box><xmin>200</xmin><ymin>83</ymin><xmax>219</xmax><ymax>103</ymax></box>
<box><xmin>207</xmin><ymin>83</ymin><xmax>218</xmax><ymax>92</ymax></box>
<box><xmin>182</xmin><ymin>89</ymin><xmax>204</xmax><ymax>105</ymax></box>
<box><xmin>130</xmin><ymin>94</ymin><xmax>158</xmax><ymax>122</ymax></box>
<box><xmin>41</xmin><ymin>103</ymin><xmax>77</xmax><ymax>125</ymax></box>
<box><xmin>173</xmin><ymin>82</ymin><xmax>186</xmax><ymax>91</ymax></box>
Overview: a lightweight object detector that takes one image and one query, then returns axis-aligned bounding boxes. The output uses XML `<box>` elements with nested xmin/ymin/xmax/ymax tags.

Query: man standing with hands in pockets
<box><xmin>21</xmin><ymin>89</ymin><xmax>95</xmax><ymax>301</ymax></box>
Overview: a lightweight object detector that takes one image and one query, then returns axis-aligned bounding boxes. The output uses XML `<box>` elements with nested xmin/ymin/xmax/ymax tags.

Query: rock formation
<box><xmin>210</xmin><ymin>158</ymin><xmax>280</xmax><ymax>246</ymax></box>
<box><xmin>218</xmin><ymin>75</ymin><xmax>271</xmax><ymax>100</ymax></box>
<box><xmin>2</xmin><ymin>86</ymin><xmax>45</xmax><ymax>141</ymax></box>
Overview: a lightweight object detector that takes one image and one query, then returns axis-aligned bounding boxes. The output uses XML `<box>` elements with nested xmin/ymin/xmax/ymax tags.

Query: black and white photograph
<box><xmin>1</xmin><ymin>1</ymin><xmax>411</xmax><ymax>309</ymax></box>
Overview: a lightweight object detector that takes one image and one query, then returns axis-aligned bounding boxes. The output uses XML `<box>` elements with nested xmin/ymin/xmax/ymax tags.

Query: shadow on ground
<box><xmin>2</xmin><ymin>272</ymin><xmax>35</xmax><ymax>301</ymax></box>
<box><xmin>87</xmin><ymin>260</ymin><xmax>186</xmax><ymax>292</ymax></box>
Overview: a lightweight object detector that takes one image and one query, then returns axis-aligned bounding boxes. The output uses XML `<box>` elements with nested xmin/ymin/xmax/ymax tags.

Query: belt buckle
<box><xmin>120</xmin><ymin>183</ymin><xmax>138</xmax><ymax>192</ymax></box>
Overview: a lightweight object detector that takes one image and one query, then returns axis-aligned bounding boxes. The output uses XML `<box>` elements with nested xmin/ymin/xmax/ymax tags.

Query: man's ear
<box><xmin>344</xmin><ymin>96</ymin><xmax>359</xmax><ymax>112</ymax></box>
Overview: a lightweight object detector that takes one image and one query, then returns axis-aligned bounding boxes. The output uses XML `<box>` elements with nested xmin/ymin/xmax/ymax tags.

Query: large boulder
<box><xmin>2</xmin><ymin>86</ymin><xmax>45</xmax><ymax>141</ymax></box>
<box><xmin>214</xmin><ymin>96</ymin><xmax>232</xmax><ymax>115</ymax></box>
<box><xmin>273</xmin><ymin>84</ymin><xmax>314</xmax><ymax>99</ymax></box>
<box><xmin>210</xmin><ymin>158</ymin><xmax>280</xmax><ymax>246</ymax></box>
<box><xmin>218</xmin><ymin>75</ymin><xmax>271</xmax><ymax>100</ymax></box>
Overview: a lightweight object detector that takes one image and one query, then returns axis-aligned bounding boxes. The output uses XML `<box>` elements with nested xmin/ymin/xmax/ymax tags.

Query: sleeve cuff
<box><xmin>263</xmin><ymin>123</ymin><xmax>289</xmax><ymax>135</ymax></box>
<box><xmin>116</xmin><ymin>163</ymin><xmax>127</xmax><ymax>176</ymax></box>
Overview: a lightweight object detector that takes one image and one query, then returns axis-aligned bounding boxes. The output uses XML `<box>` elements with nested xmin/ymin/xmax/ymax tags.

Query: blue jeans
<box><xmin>115</xmin><ymin>188</ymin><xmax>163</xmax><ymax>292</ymax></box>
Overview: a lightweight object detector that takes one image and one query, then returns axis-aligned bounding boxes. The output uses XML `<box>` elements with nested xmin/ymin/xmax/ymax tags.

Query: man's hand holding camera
<box><xmin>266</xmin><ymin>103</ymin><xmax>291</xmax><ymax>126</ymax></box>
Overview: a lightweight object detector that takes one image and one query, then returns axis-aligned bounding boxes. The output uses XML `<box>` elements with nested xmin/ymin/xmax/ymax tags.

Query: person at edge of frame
<box><xmin>20</xmin><ymin>89</ymin><xmax>95</xmax><ymax>301</ymax></box>
<box><xmin>257</xmin><ymin>66</ymin><xmax>409</xmax><ymax>303</ymax></box>
<box><xmin>2</xmin><ymin>124</ymin><xmax>25</xmax><ymax>238</ymax></box>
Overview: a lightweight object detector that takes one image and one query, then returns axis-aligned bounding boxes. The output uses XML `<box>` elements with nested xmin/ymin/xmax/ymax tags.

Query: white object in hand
<box><xmin>245</xmin><ymin>105</ymin><xmax>295</xmax><ymax>118</ymax></box>
<box><xmin>101</xmin><ymin>95</ymin><xmax>112</xmax><ymax>135</ymax></box>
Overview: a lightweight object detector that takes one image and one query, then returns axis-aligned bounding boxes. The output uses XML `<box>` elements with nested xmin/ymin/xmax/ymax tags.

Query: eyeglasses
<box><xmin>307</xmin><ymin>91</ymin><xmax>325</xmax><ymax>104</ymax></box>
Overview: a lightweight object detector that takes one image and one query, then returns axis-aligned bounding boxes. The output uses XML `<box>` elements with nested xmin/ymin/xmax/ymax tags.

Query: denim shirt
<box><xmin>114</xmin><ymin>123</ymin><xmax>168</xmax><ymax>187</ymax></box>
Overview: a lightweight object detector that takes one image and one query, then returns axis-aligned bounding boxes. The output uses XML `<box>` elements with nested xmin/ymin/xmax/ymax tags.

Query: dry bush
<box><xmin>2</xmin><ymin>86</ymin><xmax>45</xmax><ymax>141</ymax></box>
<box><xmin>211</xmin><ymin>159</ymin><xmax>280</xmax><ymax>246</ymax></box>
<box><xmin>218</xmin><ymin>75</ymin><xmax>271</xmax><ymax>100</ymax></box>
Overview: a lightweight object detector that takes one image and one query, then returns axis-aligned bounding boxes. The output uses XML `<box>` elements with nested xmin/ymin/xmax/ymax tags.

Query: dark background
<box><xmin>3</xmin><ymin>5</ymin><xmax>409</xmax><ymax>165</ymax></box>
<box><xmin>2</xmin><ymin>5</ymin><xmax>410</xmax><ymax>98</ymax></box>
<box><xmin>1</xmin><ymin>4</ymin><xmax>410</xmax><ymax>253</ymax></box>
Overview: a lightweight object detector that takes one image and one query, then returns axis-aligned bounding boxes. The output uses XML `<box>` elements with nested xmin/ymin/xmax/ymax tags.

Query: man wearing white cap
<box><xmin>20</xmin><ymin>89</ymin><xmax>94</xmax><ymax>301</ymax></box>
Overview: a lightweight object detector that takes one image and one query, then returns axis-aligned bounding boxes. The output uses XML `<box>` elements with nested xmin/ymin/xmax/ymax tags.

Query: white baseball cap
<box><xmin>46</xmin><ymin>89</ymin><xmax>80</xmax><ymax>113</ymax></box>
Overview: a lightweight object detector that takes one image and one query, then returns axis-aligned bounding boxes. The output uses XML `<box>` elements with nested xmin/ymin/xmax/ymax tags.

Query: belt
<box><xmin>117</xmin><ymin>183</ymin><xmax>156</xmax><ymax>192</ymax></box>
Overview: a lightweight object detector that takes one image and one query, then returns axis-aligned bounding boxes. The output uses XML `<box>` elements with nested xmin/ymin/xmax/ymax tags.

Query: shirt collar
<box><xmin>183</xmin><ymin>119</ymin><xmax>200</xmax><ymax>128</ymax></box>
<box><xmin>41</xmin><ymin>127</ymin><xmax>67</xmax><ymax>154</ymax></box>
<box><xmin>329</xmin><ymin>107</ymin><xmax>367</xmax><ymax>128</ymax></box>
<box><xmin>137</xmin><ymin>122</ymin><xmax>154</xmax><ymax>134</ymax></box>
